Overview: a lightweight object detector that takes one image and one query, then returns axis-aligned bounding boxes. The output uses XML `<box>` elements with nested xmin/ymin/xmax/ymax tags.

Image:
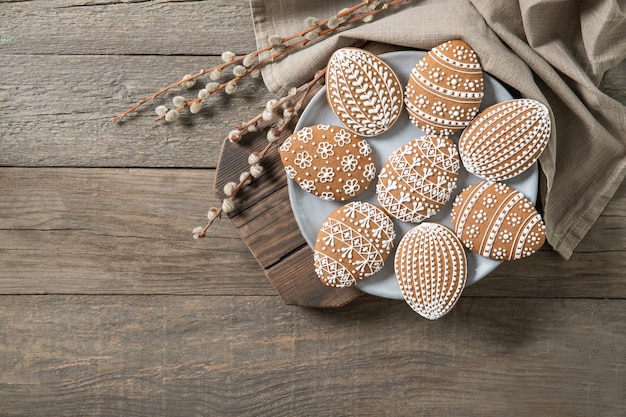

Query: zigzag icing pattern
<box><xmin>376</xmin><ymin>136</ymin><xmax>460</xmax><ymax>223</ymax></box>
<box><xmin>314</xmin><ymin>201</ymin><xmax>396</xmax><ymax>287</ymax></box>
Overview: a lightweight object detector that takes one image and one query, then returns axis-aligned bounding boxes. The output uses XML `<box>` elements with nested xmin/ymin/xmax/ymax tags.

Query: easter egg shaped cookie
<box><xmin>395</xmin><ymin>222</ymin><xmax>467</xmax><ymax>320</ymax></box>
<box><xmin>326</xmin><ymin>47</ymin><xmax>403</xmax><ymax>137</ymax></box>
<box><xmin>459</xmin><ymin>98</ymin><xmax>551</xmax><ymax>181</ymax></box>
<box><xmin>376</xmin><ymin>135</ymin><xmax>460</xmax><ymax>223</ymax></box>
<box><xmin>451</xmin><ymin>181</ymin><xmax>546</xmax><ymax>260</ymax></box>
<box><xmin>280</xmin><ymin>125</ymin><xmax>376</xmax><ymax>201</ymax></box>
<box><xmin>314</xmin><ymin>201</ymin><xmax>396</xmax><ymax>288</ymax></box>
<box><xmin>405</xmin><ymin>40</ymin><xmax>484</xmax><ymax>136</ymax></box>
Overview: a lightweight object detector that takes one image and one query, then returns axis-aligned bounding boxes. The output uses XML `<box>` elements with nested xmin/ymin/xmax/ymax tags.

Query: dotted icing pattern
<box><xmin>459</xmin><ymin>99</ymin><xmax>551</xmax><ymax>181</ymax></box>
<box><xmin>376</xmin><ymin>135</ymin><xmax>460</xmax><ymax>223</ymax></box>
<box><xmin>279</xmin><ymin>125</ymin><xmax>376</xmax><ymax>201</ymax></box>
<box><xmin>394</xmin><ymin>222</ymin><xmax>467</xmax><ymax>320</ymax></box>
<box><xmin>405</xmin><ymin>40</ymin><xmax>484</xmax><ymax>136</ymax></box>
<box><xmin>314</xmin><ymin>201</ymin><xmax>396</xmax><ymax>288</ymax></box>
<box><xmin>326</xmin><ymin>48</ymin><xmax>403</xmax><ymax>137</ymax></box>
<box><xmin>451</xmin><ymin>181</ymin><xmax>546</xmax><ymax>260</ymax></box>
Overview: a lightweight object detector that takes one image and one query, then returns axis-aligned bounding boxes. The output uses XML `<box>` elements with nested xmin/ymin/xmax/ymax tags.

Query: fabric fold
<box><xmin>250</xmin><ymin>0</ymin><xmax>626</xmax><ymax>259</ymax></box>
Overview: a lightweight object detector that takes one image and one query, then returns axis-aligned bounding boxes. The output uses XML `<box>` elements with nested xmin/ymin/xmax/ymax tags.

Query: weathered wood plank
<box><xmin>0</xmin><ymin>54</ymin><xmax>274</xmax><ymax>168</ymax></box>
<box><xmin>0</xmin><ymin>295</ymin><xmax>624</xmax><ymax>416</ymax></box>
<box><xmin>0</xmin><ymin>0</ymin><xmax>255</xmax><ymax>55</ymax></box>
<box><xmin>0</xmin><ymin>167</ymin><xmax>272</xmax><ymax>295</ymax></box>
<box><xmin>0</xmin><ymin>167</ymin><xmax>624</xmax><ymax>297</ymax></box>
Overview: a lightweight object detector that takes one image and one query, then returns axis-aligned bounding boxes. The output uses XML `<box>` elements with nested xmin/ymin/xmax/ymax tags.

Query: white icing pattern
<box><xmin>314</xmin><ymin>201</ymin><xmax>396</xmax><ymax>287</ymax></box>
<box><xmin>451</xmin><ymin>181</ymin><xmax>546</xmax><ymax>260</ymax></box>
<box><xmin>459</xmin><ymin>99</ymin><xmax>552</xmax><ymax>181</ymax></box>
<box><xmin>405</xmin><ymin>40</ymin><xmax>484</xmax><ymax>136</ymax></box>
<box><xmin>394</xmin><ymin>222</ymin><xmax>467</xmax><ymax>320</ymax></box>
<box><xmin>280</xmin><ymin>125</ymin><xmax>375</xmax><ymax>201</ymax></box>
<box><xmin>376</xmin><ymin>135</ymin><xmax>460</xmax><ymax>222</ymax></box>
<box><xmin>327</xmin><ymin>48</ymin><xmax>403</xmax><ymax>137</ymax></box>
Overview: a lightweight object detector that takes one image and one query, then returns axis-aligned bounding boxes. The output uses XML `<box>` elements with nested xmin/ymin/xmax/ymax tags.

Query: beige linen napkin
<box><xmin>250</xmin><ymin>0</ymin><xmax>626</xmax><ymax>259</ymax></box>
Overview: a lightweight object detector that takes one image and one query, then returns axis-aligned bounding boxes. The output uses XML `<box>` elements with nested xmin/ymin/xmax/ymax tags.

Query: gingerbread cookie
<box><xmin>326</xmin><ymin>47</ymin><xmax>403</xmax><ymax>137</ymax></box>
<box><xmin>314</xmin><ymin>201</ymin><xmax>396</xmax><ymax>288</ymax></box>
<box><xmin>376</xmin><ymin>135</ymin><xmax>460</xmax><ymax>223</ymax></box>
<box><xmin>405</xmin><ymin>40</ymin><xmax>484</xmax><ymax>136</ymax></box>
<box><xmin>459</xmin><ymin>99</ymin><xmax>552</xmax><ymax>181</ymax></box>
<box><xmin>451</xmin><ymin>181</ymin><xmax>546</xmax><ymax>260</ymax></box>
<box><xmin>395</xmin><ymin>222</ymin><xmax>467</xmax><ymax>320</ymax></box>
<box><xmin>280</xmin><ymin>125</ymin><xmax>376</xmax><ymax>201</ymax></box>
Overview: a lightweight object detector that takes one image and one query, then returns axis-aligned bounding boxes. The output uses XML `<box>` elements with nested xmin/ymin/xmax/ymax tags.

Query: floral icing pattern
<box><xmin>279</xmin><ymin>124</ymin><xmax>376</xmax><ymax>202</ymax></box>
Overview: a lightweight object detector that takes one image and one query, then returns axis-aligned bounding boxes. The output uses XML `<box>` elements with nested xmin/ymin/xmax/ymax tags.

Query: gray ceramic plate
<box><xmin>288</xmin><ymin>50</ymin><xmax>538</xmax><ymax>300</ymax></box>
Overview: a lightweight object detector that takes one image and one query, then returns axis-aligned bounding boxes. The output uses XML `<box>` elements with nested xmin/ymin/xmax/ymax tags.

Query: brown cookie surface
<box><xmin>326</xmin><ymin>47</ymin><xmax>403</xmax><ymax>137</ymax></box>
<box><xmin>405</xmin><ymin>40</ymin><xmax>484</xmax><ymax>136</ymax></box>
<box><xmin>314</xmin><ymin>201</ymin><xmax>396</xmax><ymax>288</ymax></box>
<box><xmin>376</xmin><ymin>135</ymin><xmax>460</xmax><ymax>223</ymax></box>
<box><xmin>451</xmin><ymin>181</ymin><xmax>546</xmax><ymax>260</ymax></box>
<box><xmin>280</xmin><ymin>125</ymin><xmax>376</xmax><ymax>201</ymax></box>
<box><xmin>394</xmin><ymin>222</ymin><xmax>467</xmax><ymax>320</ymax></box>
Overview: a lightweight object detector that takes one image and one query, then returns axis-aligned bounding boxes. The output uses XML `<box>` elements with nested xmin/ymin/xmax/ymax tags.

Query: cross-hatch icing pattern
<box><xmin>314</xmin><ymin>201</ymin><xmax>396</xmax><ymax>288</ymax></box>
<box><xmin>451</xmin><ymin>181</ymin><xmax>546</xmax><ymax>260</ymax></box>
<box><xmin>459</xmin><ymin>99</ymin><xmax>551</xmax><ymax>181</ymax></box>
<box><xmin>377</xmin><ymin>135</ymin><xmax>460</xmax><ymax>223</ymax></box>
<box><xmin>394</xmin><ymin>222</ymin><xmax>467</xmax><ymax>320</ymax></box>
<box><xmin>404</xmin><ymin>40</ymin><xmax>484</xmax><ymax>137</ymax></box>
<box><xmin>279</xmin><ymin>125</ymin><xmax>375</xmax><ymax>202</ymax></box>
<box><xmin>327</xmin><ymin>48</ymin><xmax>403</xmax><ymax>137</ymax></box>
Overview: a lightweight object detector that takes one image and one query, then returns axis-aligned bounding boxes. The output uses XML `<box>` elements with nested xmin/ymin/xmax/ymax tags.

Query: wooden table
<box><xmin>1</xmin><ymin>2</ymin><xmax>625</xmax><ymax>416</ymax></box>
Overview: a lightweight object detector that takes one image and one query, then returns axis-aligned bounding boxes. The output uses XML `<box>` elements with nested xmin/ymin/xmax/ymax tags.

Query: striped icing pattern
<box><xmin>404</xmin><ymin>40</ymin><xmax>484</xmax><ymax>136</ymax></box>
<box><xmin>450</xmin><ymin>181</ymin><xmax>546</xmax><ymax>260</ymax></box>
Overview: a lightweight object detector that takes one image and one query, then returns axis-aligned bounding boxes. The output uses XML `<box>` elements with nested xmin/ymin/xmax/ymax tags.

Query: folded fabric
<box><xmin>250</xmin><ymin>0</ymin><xmax>626</xmax><ymax>259</ymax></box>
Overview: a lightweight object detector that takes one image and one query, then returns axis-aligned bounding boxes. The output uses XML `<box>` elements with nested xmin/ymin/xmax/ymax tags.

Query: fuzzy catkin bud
<box><xmin>223</xmin><ymin>181</ymin><xmax>238</xmax><ymax>197</ymax></box>
<box><xmin>165</xmin><ymin>109</ymin><xmax>180</xmax><ymax>122</ymax></box>
<box><xmin>247</xmin><ymin>124</ymin><xmax>258</xmax><ymax>133</ymax></box>
<box><xmin>327</xmin><ymin>16</ymin><xmax>340</xmax><ymax>29</ymax></box>
<box><xmin>233</xmin><ymin>65</ymin><xmax>247</xmax><ymax>77</ymax></box>
<box><xmin>265</xmin><ymin>99</ymin><xmax>277</xmax><ymax>111</ymax></box>
<box><xmin>268</xmin><ymin>35</ymin><xmax>283</xmax><ymax>46</ymax></box>
<box><xmin>155</xmin><ymin>105</ymin><xmax>168</xmax><ymax>117</ymax></box>
<box><xmin>250</xmin><ymin>69</ymin><xmax>261</xmax><ymax>79</ymax></box>
<box><xmin>250</xmin><ymin>165</ymin><xmax>264</xmax><ymax>178</ymax></box>
<box><xmin>248</xmin><ymin>152</ymin><xmax>260</xmax><ymax>165</ymax></box>
<box><xmin>207</xmin><ymin>207</ymin><xmax>220</xmax><ymax>222</ymax></box>
<box><xmin>228</xmin><ymin>130</ymin><xmax>241</xmax><ymax>143</ymax></box>
<box><xmin>173</xmin><ymin>96</ymin><xmax>186</xmax><ymax>108</ymax></box>
<box><xmin>283</xmin><ymin>107</ymin><xmax>294</xmax><ymax>118</ymax></box>
<box><xmin>243</xmin><ymin>53</ymin><xmax>258</xmax><ymax>68</ymax></box>
<box><xmin>239</xmin><ymin>172</ymin><xmax>252</xmax><ymax>186</ymax></box>
<box><xmin>197</xmin><ymin>89</ymin><xmax>209</xmax><ymax>100</ymax></box>
<box><xmin>189</xmin><ymin>101</ymin><xmax>202</xmax><ymax>114</ymax></box>
<box><xmin>222</xmin><ymin>198</ymin><xmax>235</xmax><ymax>214</ymax></box>
<box><xmin>305</xmin><ymin>29</ymin><xmax>319</xmax><ymax>41</ymax></box>
<box><xmin>262</xmin><ymin>109</ymin><xmax>274</xmax><ymax>122</ymax></box>
<box><xmin>206</xmin><ymin>82</ymin><xmax>219</xmax><ymax>92</ymax></box>
<box><xmin>362</xmin><ymin>14</ymin><xmax>374</xmax><ymax>23</ymax></box>
<box><xmin>192</xmin><ymin>226</ymin><xmax>204</xmax><ymax>239</ymax></box>
<box><xmin>209</xmin><ymin>69</ymin><xmax>222</xmax><ymax>81</ymax></box>
<box><xmin>181</xmin><ymin>74</ymin><xmax>196</xmax><ymax>89</ymax></box>
<box><xmin>221</xmin><ymin>51</ymin><xmax>236</xmax><ymax>63</ymax></box>
<box><xmin>267</xmin><ymin>129</ymin><xmax>280</xmax><ymax>143</ymax></box>
<box><xmin>305</xmin><ymin>16</ymin><xmax>318</xmax><ymax>27</ymax></box>
<box><xmin>225</xmin><ymin>81</ymin><xmax>238</xmax><ymax>95</ymax></box>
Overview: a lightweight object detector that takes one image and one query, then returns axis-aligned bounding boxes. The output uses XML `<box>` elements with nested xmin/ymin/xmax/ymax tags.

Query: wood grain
<box><xmin>0</xmin><ymin>295</ymin><xmax>624</xmax><ymax>417</ymax></box>
<box><xmin>0</xmin><ymin>0</ymin><xmax>625</xmax><ymax>415</ymax></box>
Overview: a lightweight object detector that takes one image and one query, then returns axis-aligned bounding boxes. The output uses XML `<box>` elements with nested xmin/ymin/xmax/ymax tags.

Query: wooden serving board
<box><xmin>213</xmin><ymin>83</ymin><xmax>362</xmax><ymax>307</ymax></box>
